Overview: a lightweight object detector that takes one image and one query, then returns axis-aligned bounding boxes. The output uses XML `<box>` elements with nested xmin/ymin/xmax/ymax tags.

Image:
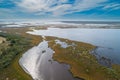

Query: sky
<box><xmin>0</xmin><ymin>0</ymin><xmax>120</xmax><ymax>21</ymax></box>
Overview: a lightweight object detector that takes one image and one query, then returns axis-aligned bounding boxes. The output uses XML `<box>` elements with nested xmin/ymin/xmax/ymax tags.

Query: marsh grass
<box><xmin>46</xmin><ymin>36</ymin><xmax>120</xmax><ymax>80</ymax></box>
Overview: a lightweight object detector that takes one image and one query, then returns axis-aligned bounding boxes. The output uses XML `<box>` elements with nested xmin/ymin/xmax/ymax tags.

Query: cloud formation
<box><xmin>15</xmin><ymin>0</ymin><xmax>108</xmax><ymax>16</ymax></box>
<box><xmin>0</xmin><ymin>0</ymin><xmax>120</xmax><ymax>20</ymax></box>
<box><xmin>103</xmin><ymin>3</ymin><xmax>120</xmax><ymax>10</ymax></box>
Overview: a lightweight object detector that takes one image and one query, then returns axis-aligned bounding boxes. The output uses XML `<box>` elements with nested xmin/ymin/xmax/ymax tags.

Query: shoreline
<box><xmin>0</xmin><ymin>27</ymin><xmax>43</xmax><ymax>80</ymax></box>
<box><xmin>47</xmin><ymin>37</ymin><xmax>120</xmax><ymax>80</ymax></box>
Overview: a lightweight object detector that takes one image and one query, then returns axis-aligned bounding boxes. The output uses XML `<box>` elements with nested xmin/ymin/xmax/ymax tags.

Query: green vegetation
<box><xmin>0</xmin><ymin>32</ymin><xmax>31</xmax><ymax>69</ymax></box>
<box><xmin>0</xmin><ymin>27</ymin><xmax>42</xmax><ymax>80</ymax></box>
<box><xmin>0</xmin><ymin>28</ymin><xmax>41</xmax><ymax>80</ymax></box>
<box><xmin>46</xmin><ymin>36</ymin><xmax>120</xmax><ymax>80</ymax></box>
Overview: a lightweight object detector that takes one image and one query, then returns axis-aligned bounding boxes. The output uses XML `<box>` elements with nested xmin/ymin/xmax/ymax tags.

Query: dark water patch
<box><xmin>91</xmin><ymin>47</ymin><xmax>111</xmax><ymax>67</ymax></box>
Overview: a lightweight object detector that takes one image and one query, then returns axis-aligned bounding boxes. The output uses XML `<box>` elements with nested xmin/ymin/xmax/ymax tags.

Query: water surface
<box><xmin>27</xmin><ymin>28</ymin><xmax>120</xmax><ymax>64</ymax></box>
<box><xmin>19</xmin><ymin>40</ymin><xmax>81</xmax><ymax>80</ymax></box>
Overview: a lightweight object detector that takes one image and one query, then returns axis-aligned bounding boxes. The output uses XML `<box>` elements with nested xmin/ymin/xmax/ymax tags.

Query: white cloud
<box><xmin>15</xmin><ymin>0</ymin><xmax>108</xmax><ymax>16</ymax></box>
<box><xmin>103</xmin><ymin>3</ymin><xmax>120</xmax><ymax>10</ymax></box>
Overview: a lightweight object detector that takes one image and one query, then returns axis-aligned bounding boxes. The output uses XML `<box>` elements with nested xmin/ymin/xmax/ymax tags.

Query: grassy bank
<box><xmin>0</xmin><ymin>28</ymin><xmax>42</xmax><ymax>80</ymax></box>
<box><xmin>46</xmin><ymin>36</ymin><xmax>120</xmax><ymax>80</ymax></box>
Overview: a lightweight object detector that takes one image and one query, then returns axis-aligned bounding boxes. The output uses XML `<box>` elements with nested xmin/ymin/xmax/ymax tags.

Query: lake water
<box><xmin>27</xmin><ymin>28</ymin><xmax>120</xmax><ymax>64</ymax></box>
<box><xmin>20</xmin><ymin>28</ymin><xmax>120</xmax><ymax>80</ymax></box>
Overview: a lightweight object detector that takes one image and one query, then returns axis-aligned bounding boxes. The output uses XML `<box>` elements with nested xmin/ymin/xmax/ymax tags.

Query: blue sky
<box><xmin>0</xmin><ymin>0</ymin><xmax>120</xmax><ymax>21</ymax></box>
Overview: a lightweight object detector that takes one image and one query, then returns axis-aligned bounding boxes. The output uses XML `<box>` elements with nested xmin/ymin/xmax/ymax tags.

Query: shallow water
<box><xmin>27</xmin><ymin>28</ymin><xmax>120</xmax><ymax>64</ymax></box>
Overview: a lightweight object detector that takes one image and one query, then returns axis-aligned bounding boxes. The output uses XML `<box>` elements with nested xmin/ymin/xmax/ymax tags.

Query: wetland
<box><xmin>0</xmin><ymin>22</ymin><xmax>120</xmax><ymax>80</ymax></box>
